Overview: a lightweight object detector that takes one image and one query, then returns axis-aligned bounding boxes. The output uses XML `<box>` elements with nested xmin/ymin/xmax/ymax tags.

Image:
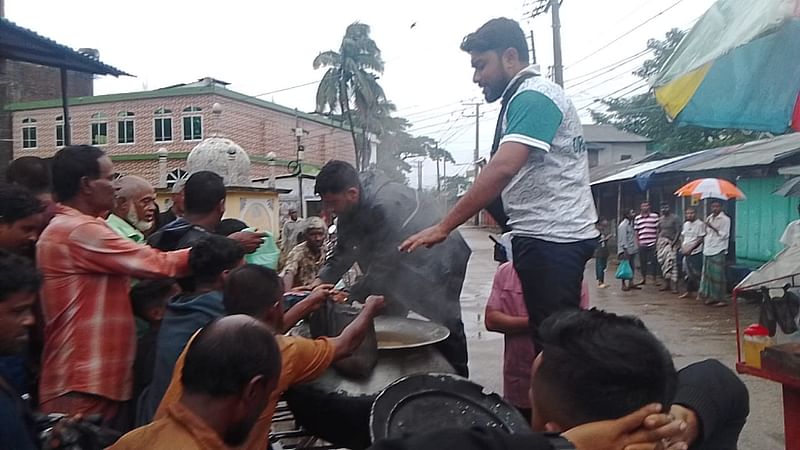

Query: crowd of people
<box><xmin>603</xmin><ymin>200</ymin><xmax>731</xmax><ymax>306</ymax></box>
<box><xmin>0</xmin><ymin>15</ymin><xmax>755</xmax><ymax>450</ymax></box>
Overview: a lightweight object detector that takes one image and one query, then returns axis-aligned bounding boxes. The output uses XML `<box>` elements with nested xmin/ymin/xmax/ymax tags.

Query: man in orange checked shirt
<box><xmin>37</xmin><ymin>146</ymin><xmax>191</xmax><ymax>430</ymax></box>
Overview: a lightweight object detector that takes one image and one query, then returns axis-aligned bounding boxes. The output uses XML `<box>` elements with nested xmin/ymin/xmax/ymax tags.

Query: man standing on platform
<box><xmin>400</xmin><ymin>18</ymin><xmax>598</xmax><ymax>351</ymax></box>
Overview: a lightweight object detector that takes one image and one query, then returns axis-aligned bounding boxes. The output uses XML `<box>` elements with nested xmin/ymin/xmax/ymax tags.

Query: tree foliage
<box><xmin>314</xmin><ymin>22</ymin><xmax>388</xmax><ymax>169</ymax></box>
<box><xmin>591</xmin><ymin>28</ymin><xmax>757</xmax><ymax>156</ymax></box>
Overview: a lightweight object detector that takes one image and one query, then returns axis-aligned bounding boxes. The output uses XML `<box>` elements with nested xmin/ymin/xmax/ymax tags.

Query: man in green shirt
<box><xmin>107</xmin><ymin>175</ymin><xmax>157</xmax><ymax>243</ymax></box>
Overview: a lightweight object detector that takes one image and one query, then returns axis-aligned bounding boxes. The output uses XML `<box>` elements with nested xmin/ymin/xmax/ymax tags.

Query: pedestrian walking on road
<box><xmin>656</xmin><ymin>203</ymin><xmax>681</xmax><ymax>293</ymax></box>
<box><xmin>594</xmin><ymin>219</ymin><xmax>610</xmax><ymax>289</ymax></box>
<box><xmin>679</xmin><ymin>207</ymin><xmax>705</xmax><ymax>299</ymax></box>
<box><xmin>634</xmin><ymin>201</ymin><xmax>659</xmax><ymax>286</ymax></box>
<box><xmin>616</xmin><ymin>209</ymin><xmax>640</xmax><ymax>292</ymax></box>
<box><xmin>699</xmin><ymin>201</ymin><xmax>731</xmax><ymax>306</ymax></box>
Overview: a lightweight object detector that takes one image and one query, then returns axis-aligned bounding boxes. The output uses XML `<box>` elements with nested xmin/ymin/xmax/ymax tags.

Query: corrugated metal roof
<box><xmin>0</xmin><ymin>18</ymin><xmax>129</xmax><ymax>76</ymax></box>
<box><xmin>583</xmin><ymin>124</ymin><xmax>652</xmax><ymax>143</ymax></box>
<box><xmin>668</xmin><ymin>133</ymin><xmax>800</xmax><ymax>172</ymax></box>
<box><xmin>591</xmin><ymin>153</ymin><xmax>696</xmax><ymax>186</ymax></box>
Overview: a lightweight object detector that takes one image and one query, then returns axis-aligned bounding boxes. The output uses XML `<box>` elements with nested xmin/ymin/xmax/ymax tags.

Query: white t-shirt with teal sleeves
<box><xmin>497</xmin><ymin>66</ymin><xmax>599</xmax><ymax>243</ymax></box>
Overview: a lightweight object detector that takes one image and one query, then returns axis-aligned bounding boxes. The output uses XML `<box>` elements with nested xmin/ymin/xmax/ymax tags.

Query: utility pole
<box><xmin>434</xmin><ymin>142</ymin><xmax>441</xmax><ymax>193</ymax></box>
<box><xmin>463</xmin><ymin>102</ymin><xmax>483</xmax><ymax>225</ymax></box>
<box><xmin>530</xmin><ymin>30</ymin><xmax>537</xmax><ymax>64</ymax></box>
<box><xmin>529</xmin><ymin>0</ymin><xmax>564</xmax><ymax>86</ymax></box>
<box><xmin>416</xmin><ymin>159</ymin><xmax>423</xmax><ymax>192</ymax></box>
<box><xmin>550</xmin><ymin>0</ymin><xmax>564</xmax><ymax>86</ymax></box>
<box><xmin>292</xmin><ymin>111</ymin><xmax>308</xmax><ymax>218</ymax></box>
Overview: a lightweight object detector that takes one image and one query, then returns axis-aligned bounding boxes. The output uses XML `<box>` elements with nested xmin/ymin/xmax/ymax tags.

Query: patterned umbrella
<box><xmin>652</xmin><ymin>0</ymin><xmax>800</xmax><ymax>133</ymax></box>
<box><xmin>675</xmin><ymin>178</ymin><xmax>746</xmax><ymax>200</ymax></box>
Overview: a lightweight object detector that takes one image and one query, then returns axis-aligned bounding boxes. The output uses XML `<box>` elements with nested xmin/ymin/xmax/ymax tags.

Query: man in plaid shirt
<box><xmin>37</xmin><ymin>146</ymin><xmax>190</xmax><ymax>430</ymax></box>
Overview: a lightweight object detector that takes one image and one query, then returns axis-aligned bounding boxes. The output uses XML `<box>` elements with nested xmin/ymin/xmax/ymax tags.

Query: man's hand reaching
<box><xmin>228</xmin><ymin>231</ymin><xmax>266</xmax><ymax>253</ymax></box>
<box><xmin>399</xmin><ymin>224</ymin><xmax>450</xmax><ymax>253</ymax></box>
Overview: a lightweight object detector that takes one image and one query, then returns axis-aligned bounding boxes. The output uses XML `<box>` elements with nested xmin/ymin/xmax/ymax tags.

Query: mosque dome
<box><xmin>186</xmin><ymin>136</ymin><xmax>251</xmax><ymax>186</ymax></box>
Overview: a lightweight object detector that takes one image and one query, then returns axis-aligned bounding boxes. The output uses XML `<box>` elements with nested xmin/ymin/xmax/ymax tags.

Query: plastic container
<box><xmin>743</xmin><ymin>324</ymin><xmax>773</xmax><ymax>369</ymax></box>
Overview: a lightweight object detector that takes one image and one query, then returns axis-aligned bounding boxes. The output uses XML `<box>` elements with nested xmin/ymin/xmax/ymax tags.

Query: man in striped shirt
<box><xmin>634</xmin><ymin>201</ymin><xmax>660</xmax><ymax>285</ymax></box>
<box><xmin>37</xmin><ymin>146</ymin><xmax>191</xmax><ymax>430</ymax></box>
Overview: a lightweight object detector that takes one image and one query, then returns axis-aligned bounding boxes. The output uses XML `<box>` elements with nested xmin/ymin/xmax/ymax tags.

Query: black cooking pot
<box><xmin>285</xmin><ymin>318</ymin><xmax>454</xmax><ymax>449</ymax></box>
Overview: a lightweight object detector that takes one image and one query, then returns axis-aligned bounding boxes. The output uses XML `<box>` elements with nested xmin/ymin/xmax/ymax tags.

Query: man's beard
<box><xmin>127</xmin><ymin>206</ymin><xmax>154</xmax><ymax>232</ymax></box>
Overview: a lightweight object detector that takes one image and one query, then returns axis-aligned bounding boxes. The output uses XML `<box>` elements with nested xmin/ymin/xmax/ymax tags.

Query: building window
<box><xmin>182</xmin><ymin>107</ymin><xmax>203</xmax><ymax>141</ymax></box>
<box><xmin>620</xmin><ymin>154</ymin><xmax>632</xmax><ymax>161</ymax></box>
<box><xmin>55</xmin><ymin>115</ymin><xmax>65</xmax><ymax>147</ymax></box>
<box><xmin>91</xmin><ymin>113</ymin><xmax>108</xmax><ymax>145</ymax></box>
<box><xmin>154</xmin><ymin>108</ymin><xmax>173</xmax><ymax>142</ymax></box>
<box><xmin>167</xmin><ymin>168</ymin><xmax>188</xmax><ymax>188</ymax></box>
<box><xmin>117</xmin><ymin>112</ymin><xmax>135</xmax><ymax>144</ymax></box>
<box><xmin>21</xmin><ymin>118</ymin><xmax>37</xmax><ymax>149</ymax></box>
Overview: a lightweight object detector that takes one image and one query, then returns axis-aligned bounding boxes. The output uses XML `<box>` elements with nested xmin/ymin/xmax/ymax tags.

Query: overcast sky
<box><xmin>7</xmin><ymin>0</ymin><xmax>716</xmax><ymax>186</ymax></box>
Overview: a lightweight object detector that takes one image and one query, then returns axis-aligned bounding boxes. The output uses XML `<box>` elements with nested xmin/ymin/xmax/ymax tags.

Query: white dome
<box><xmin>187</xmin><ymin>137</ymin><xmax>251</xmax><ymax>186</ymax></box>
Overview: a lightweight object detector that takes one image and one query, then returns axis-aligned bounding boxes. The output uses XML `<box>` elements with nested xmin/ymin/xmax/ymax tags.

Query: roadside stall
<box><xmin>732</xmin><ymin>247</ymin><xmax>800</xmax><ymax>450</ymax></box>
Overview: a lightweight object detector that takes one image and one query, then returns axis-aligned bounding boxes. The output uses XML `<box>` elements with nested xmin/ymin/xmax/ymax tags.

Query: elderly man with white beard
<box><xmin>107</xmin><ymin>175</ymin><xmax>158</xmax><ymax>243</ymax></box>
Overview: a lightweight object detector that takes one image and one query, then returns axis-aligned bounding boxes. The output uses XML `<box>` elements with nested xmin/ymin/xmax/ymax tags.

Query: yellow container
<box><xmin>743</xmin><ymin>324</ymin><xmax>772</xmax><ymax>369</ymax></box>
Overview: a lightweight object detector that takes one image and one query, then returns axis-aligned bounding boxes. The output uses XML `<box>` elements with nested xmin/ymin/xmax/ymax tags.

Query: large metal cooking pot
<box><xmin>285</xmin><ymin>317</ymin><xmax>453</xmax><ymax>449</ymax></box>
<box><xmin>370</xmin><ymin>373</ymin><xmax>529</xmax><ymax>442</ymax></box>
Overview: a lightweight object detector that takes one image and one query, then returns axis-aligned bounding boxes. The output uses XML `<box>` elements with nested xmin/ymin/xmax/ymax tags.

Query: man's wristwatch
<box><xmin>545</xmin><ymin>433</ymin><xmax>576</xmax><ymax>450</ymax></box>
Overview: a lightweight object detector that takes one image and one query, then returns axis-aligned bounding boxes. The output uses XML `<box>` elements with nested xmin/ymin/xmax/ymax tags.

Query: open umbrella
<box><xmin>774</xmin><ymin>176</ymin><xmax>800</xmax><ymax>197</ymax></box>
<box><xmin>652</xmin><ymin>0</ymin><xmax>800</xmax><ymax>133</ymax></box>
<box><xmin>675</xmin><ymin>178</ymin><xmax>746</xmax><ymax>200</ymax></box>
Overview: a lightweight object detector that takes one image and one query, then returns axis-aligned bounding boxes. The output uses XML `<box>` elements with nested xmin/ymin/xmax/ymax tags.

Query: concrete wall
<box><xmin>589</xmin><ymin>142</ymin><xmax>648</xmax><ymax>168</ymax></box>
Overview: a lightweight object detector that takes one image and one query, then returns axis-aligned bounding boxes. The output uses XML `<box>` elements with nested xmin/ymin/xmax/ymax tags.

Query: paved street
<box><xmin>457</xmin><ymin>226</ymin><xmax>784</xmax><ymax>450</ymax></box>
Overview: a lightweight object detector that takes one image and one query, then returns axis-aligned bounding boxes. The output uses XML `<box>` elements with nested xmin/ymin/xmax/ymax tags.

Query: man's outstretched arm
<box><xmin>399</xmin><ymin>142</ymin><xmax>531</xmax><ymax>253</ymax></box>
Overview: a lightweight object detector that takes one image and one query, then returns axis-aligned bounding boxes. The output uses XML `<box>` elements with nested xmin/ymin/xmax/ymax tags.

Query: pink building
<box><xmin>6</xmin><ymin>77</ymin><xmax>356</xmax><ymax>185</ymax></box>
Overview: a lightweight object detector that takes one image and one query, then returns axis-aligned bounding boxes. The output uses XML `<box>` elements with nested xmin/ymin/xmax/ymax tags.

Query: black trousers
<box><xmin>638</xmin><ymin>245</ymin><xmax>658</xmax><ymax>278</ymax></box>
<box><xmin>512</xmin><ymin>236</ymin><xmax>597</xmax><ymax>350</ymax></box>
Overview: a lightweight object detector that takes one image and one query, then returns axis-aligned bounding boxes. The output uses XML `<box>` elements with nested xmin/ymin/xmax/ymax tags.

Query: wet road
<box><xmin>457</xmin><ymin>226</ymin><xmax>784</xmax><ymax>450</ymax></box>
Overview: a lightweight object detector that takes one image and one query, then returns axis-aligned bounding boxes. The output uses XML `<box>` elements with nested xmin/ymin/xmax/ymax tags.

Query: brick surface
<box><xmin>10</xmin><ymin>90</ymin><xmax>356</xmax><ymax>184</ymax></box>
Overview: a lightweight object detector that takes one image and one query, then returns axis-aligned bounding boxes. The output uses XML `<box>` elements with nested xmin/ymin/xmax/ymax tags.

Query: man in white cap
<box><xmin>107</xmin><ymin>175</ymin><xmax>157</xmax><ymax>243</ymax></box>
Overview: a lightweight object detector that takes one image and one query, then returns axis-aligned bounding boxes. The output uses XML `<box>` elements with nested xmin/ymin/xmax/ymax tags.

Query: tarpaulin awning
<box><xmin>737</xmin><ymin>245</ymin><xmax>800</xmax><ymax>291</ymax></box>
<box><xmin>652</xmin><ymin>0</ymin><xmax>800</xmax><ymax>133</ymax></box>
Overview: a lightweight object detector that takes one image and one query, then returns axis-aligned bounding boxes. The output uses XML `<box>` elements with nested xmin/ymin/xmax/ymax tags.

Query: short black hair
<box><xmin>184</xmin><ymin>171</ymin><xmax>226</xmax><ymax>215</ymax></box>
<box><xmin>130</xmin><ymin>279</ymin><xmax>177</xmax><ymax>320</ymax></box>
<box><xmin>0</xmin><ymin>251</ymin><xmax>41</xmax><ymax>302</ymax></box>
<box><xmin>460</xmin><ymin>18</ymin><xmax>529</xmax><ymax>65</ymax></box>
<box><xmin>315</xmin><ymin>160</ymin><xmax>361</xmax><ymax>195</ymax></box>
<box><xmin>51</xmin><ymin>145</ymin><xmax>106</xmax><ymax>202</ymax></box>
<box><xmin>189</xmin><ymin>235</ymin><xmax>245</xmax><ymax>285</ymax></box>
<box><xmin>0</xmin><ymin>184</ymin><xmax>44</xmax><ymax>224</ymax></box>
<box><xmin>215</xmin><ymin>218</ymin><xmax>249</xmax><ymax>236</ymax></box>
<box><xmin>223</xmin><ymin>264</ymin><xmax>283</xmax><ymax>318</ymax></box>
<box><xmin>533</xmin><ymin>309</ymin><xmax>677</xmax><ymax>428</ymax></box>
<box><xmin>6</xmin><ymin>156</ymin><xmax>52</xmax><ymax>195</ymax></box>
<box><xmin>181</xmin><ymin>316</ymin><xmax>281</xmax><ymax>397</ymax></box>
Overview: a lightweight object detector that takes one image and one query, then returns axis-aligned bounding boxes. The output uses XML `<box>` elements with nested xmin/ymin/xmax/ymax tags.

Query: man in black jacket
<box><xmin>311</xmin><ymin>161</ymin><xmax>472</xmax><ymax>376</ymax></box>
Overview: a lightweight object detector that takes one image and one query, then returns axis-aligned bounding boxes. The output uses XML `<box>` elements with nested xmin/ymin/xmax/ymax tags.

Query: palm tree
<box><xmin>314</xmin><ymin>22</ymin><xmax>386</xmax><ymax>170</ymax></box>
<box><xmin>427</xmin><ymin>144</ymin><xmax>455</xmax><ymax>192</ymax></box>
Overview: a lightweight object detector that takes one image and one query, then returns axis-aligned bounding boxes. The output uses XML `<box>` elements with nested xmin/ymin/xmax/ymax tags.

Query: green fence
<box><xmin>735</xmin><ymin>176</ymin><xmax>796</xmax><ymax>266</ymax></box>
